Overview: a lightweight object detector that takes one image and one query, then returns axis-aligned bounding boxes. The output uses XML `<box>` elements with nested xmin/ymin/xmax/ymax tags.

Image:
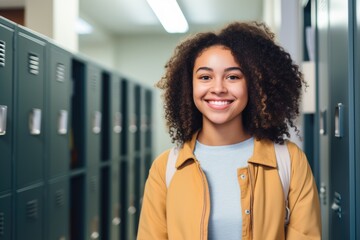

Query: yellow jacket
<box><xmin>137</xmin><ymin>134</ymin><xmax>321</xmax><ymax>240</ymax></box>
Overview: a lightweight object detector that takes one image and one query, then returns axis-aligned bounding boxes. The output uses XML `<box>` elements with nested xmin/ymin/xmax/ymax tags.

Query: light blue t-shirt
<box><xmin>194</xmin><ymin>137</ymin><xmax>254</xmax><ymax>240</ymax></box>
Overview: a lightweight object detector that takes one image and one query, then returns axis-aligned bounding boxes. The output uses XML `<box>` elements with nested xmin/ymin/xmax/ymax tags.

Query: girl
<box><xmin>137</xmin><ymin>21</ymin><xmax>321</xmax><ymax>240</ymax></box>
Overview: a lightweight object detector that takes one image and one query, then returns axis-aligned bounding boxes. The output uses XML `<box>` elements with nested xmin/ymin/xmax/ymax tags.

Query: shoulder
<box><xmin>285</xmin><ymin>140</ymin><xmax>311</xmax><ymax>172</ymax></box>
<box><xmin>150</xmin><ymin>148</ymin><xmax>172</xmax><ymax>173</ymax></box>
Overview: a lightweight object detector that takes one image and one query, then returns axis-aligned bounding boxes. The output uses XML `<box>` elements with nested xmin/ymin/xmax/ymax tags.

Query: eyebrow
<box><xmin>195</xmin><ymin>66</ymin><xmax>243</xmax><ymax>73</ymax></box>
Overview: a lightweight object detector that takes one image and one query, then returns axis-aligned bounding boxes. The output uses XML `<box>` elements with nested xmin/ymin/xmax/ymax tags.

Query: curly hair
<box><xmin>157</xmin><ymin>21</ymin><xmax>305</xmax><ymax>145</ymax></box>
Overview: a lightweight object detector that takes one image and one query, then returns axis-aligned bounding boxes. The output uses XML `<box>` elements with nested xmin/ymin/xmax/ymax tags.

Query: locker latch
<box><xmin>0</xmin><ymin>105</ymin><xmax>7</xmax><ymax>136</ymax></box>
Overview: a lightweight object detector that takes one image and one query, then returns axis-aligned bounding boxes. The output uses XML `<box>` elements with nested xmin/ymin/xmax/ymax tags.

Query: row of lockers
<box><xmin>0</xmin><ymin>16</ymin><xmax>153</xmax><ymax>240</ymax></box>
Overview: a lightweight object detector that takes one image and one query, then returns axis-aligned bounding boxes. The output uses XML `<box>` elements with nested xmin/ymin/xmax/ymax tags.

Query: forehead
<box><xmin>194</xmin><ymin>45</ymin><xmax>239</xmax><ymax>67</ymax></box>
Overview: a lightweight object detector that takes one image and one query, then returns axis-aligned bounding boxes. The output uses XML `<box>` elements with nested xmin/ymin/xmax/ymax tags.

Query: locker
<box><xmin>70</xmin><ymin>174</ymin><xmax>85</xmax><ymax>240</ymax></box>
<box><xmin>101</xmin><ymin>72</ymin><xmax>121</xmax><ymax>163</ymax></box>
<box><xmin>0</xmin><ymin>194</ymin><xmax>12</xmax><ymax>240</ymax></box>
<box><xmin>100</xmin><ymin>166</ymin><xmax>110</xmax><ymax>240</ymax></box>
<box><xmin>46</xmin><ymin>178</ymin><xmax>69</xmax><ymax>240</ymax></box>
<box><xmin>110</xmin><ymin>163</ymin><xmax>121</xmax><ymax>240</ymax></box>
<box><xmin>15</xmin><ymin>26</ymin><xmax>46</xmax><ymax>188</ymax></box>
<box><xmin>70</xmin><ymin>59</ymin><xmax>86</xmax><ymax>169</ymax></box>
<box><xmin>100</xmin><ymin>164</ymin><xmax>121</xmax><ymax>240</ymax></box>
<box><xmin>120</xmin><ymin>80</ymin><xmax>139</xmax><ymax>240</ymax></box>
<box><xmin>327</xmin><ymin>0</ymin><xmax>355</xmax><ymax>238</ymax></box>
<box><xmin>316</xmin><ymin>0</ymin><xmax>331</xmax><ymax>238</ymax></box>
<box><xmin>0</xmin><ymin>17</ymin><xmax>15</xmax><ymax>193</ymax></box>
<box><xmin>85</xmin><ymin>169</ymin><xmax>100</xmax><ymax>240</ymax></box>
<box><xmin>354</xmin><ymin>0</ymin><xmax>360</xmax><ymax>237</ymax></box>
<box><xmin>16</xmin><ymin>185</ymin><xmax>44</xmax><ymax>240</ymax></box>
<box><xmin>86</xmin><ymin>63</ymin><xmax>102</xmax><ymax>168</ymax></box>
<box><xmin>46</xmin><ymin>42</ymin><xmax>71</xmax><ymax>178</ymax></box>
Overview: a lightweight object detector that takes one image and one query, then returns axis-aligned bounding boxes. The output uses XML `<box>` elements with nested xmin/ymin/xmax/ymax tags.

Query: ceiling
<box><xmin>0</xmin><ymin>0</ymin><xmax>264</xmax><ymax>37</ymax></box>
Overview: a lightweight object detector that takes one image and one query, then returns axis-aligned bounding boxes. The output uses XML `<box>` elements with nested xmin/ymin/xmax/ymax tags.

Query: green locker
<box><xmin>100</xmin><ymin>163</ymin><xmax>121</xmax><ymax>240</ymax></box>
<box><xmin>101</xmin><ymin>71</ymin><xmax>121</xmax><ymax>163</ymax></box>
<box><xmin>70</xmin><ymin>174</ymin><xmax>85</xmax><ymax>240</ymax></box>
<box><xmin>46</xmin><ymin>42</ymin><xmax>71</xmax><ymax>178</ymax></box>
<box><xmin>86</xmin><ymin>63</ymin><xmax>102</xmax><ymax>168</ymax></box>
<box><xmin>70</xmin><ymin>59</ymin><xmax>86</xmax><ymax>170</ymax></box>
<box><xmin>0</xmin><ymin>194</ymin><xmax>12</xmax><ymax>240</ymax></box>
<box><xmin>86</xmin><ymin>169</ymin><xmax>100</xmax><ymax>240</ymax></box>
<box><xmin>15</xmin><ymin>26</ymin><xmax>46</xmax><ymax>189</ymax></box>
<box><xmin>46</xmin><ymin>178</ymin><xmax>69</xmax><ymax>240</ymax></box>
<box><xmin>16</xmin><ymin>185</ymin><xmax>44</xmax><ymax>240</ymax></box>
<box><xmin>0</xmin><ymin>17</ymin><xmax>14</xmax><ymax>193</ymax></box>
<box><xmin>120</xmin><ymin>79</ymin><xmax>138</xmax><ymax>240</ymax></box>
<box><xmin>100</xmin><ymin>71</ymin><xmax>121</xmax><ymax>239</ymax></box>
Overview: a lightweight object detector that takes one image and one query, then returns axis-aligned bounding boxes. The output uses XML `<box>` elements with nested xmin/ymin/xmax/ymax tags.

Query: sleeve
<box><xmin>286</xmin><ymin>142</ymin><xmax>322</xmax><ymax>240</ymax></box>
<box><xmin>137</xmin><ymin>150</ymin><xmax>170</xmax><ymax>240</ymax></box>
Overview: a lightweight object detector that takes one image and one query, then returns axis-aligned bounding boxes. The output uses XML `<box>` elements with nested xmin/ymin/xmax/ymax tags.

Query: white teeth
<box><xmin>208</xmin><ymin>100</ymin><xmax>231</xmax><ymax>106</ymax></box>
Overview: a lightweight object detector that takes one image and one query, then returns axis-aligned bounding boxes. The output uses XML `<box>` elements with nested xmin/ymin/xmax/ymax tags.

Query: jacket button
<box><xmin>240</xmin><ymin>174</ymin><xmax>246</xmax><ymax>180</ymax></box>
<box><xmin>245</xmin><ymin>209</ymin><xmax>251</xmax><ymax>215</ymax></box>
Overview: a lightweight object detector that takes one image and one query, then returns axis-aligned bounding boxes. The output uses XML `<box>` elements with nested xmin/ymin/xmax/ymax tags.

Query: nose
<box><xmin>210</xmin><ymin>78</ymin><xmax>227</xmax><ymax>94</ymax></box>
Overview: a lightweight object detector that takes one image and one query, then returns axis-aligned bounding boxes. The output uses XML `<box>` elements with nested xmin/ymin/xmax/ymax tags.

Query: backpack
<box><xmin>165</xmin><ymin>142</ymin><xmax>291</xmax><ymax>224</ymax></box>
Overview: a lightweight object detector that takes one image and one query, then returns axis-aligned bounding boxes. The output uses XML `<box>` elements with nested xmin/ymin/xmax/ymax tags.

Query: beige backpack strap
<box><xmin>274</xmin><ymin>142</ymin><xmax>291</xmax><ymax>225</ymax></box>
<box><xmin>166</xmin><ymin>147</ymin><xmax>178</xmax><ymax>188</ymax></box>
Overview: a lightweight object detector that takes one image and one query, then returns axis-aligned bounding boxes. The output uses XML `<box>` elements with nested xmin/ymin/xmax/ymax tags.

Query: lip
<box><xmin>205</xmin><ymin>99</ymin><xmax>234</xmax><ymax>110</ymax></box>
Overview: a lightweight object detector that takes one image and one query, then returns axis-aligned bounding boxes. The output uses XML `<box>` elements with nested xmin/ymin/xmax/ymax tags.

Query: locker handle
<box><xmin>112</xmin><ymin>217</ymin><xmax>121</xmax><ymax>226</ymax></box>
<box><xmin>334</xmin><ymin>103</ymin><xmax>344</xmax><ymax>138</ymax></box>
<box><xmin>319</xmin><ymin>109</ymin><xmax>326</xmax><ymax>135</ymax></box>
<box><xmin>58</xmin><ymin>110</ymin><xmax>68</xmax><ymax>135</ymax></box>
<box><xmin>90</xmin><ymin>231</ymin><xmax>99</xmax><ymax>239</ymax></box>
<box><xmin>129</xmin><ymin>114</ymin><xmax>137</xmax><ymax>133</ymax></box>
<box><xmin>92</xmin><ymin>111</ymin><xmax>102</xmax><ymax>134</ymax></box>
<box><xmin>113</xmin><ymin>112</ymin><xmax>122</xmax><ymax>133</ymax></box>
<box><xmin>29</xmin><ymin>108</ymin><xmax>42</xmax><ymax>135</ymax></box>
<box><xmin>0</xmin><ymin>105</ymin><xmax>7</xmax><ymax>136</ymax></box>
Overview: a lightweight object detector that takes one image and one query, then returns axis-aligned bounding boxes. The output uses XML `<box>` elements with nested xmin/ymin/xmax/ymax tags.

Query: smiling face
<box><xmin>193</xmin><ymin>45</ymin><xmax>248</xmax><ymax>132</ymax></box>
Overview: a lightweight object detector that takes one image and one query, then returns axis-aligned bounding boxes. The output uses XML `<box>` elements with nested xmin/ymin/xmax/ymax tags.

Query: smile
<box><xmin>207</xmin><ymin>100</ymin><xmax>233</xmax><ymax>106</ymax></box>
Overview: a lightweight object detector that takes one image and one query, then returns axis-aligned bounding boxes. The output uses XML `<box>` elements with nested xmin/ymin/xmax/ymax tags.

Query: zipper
<box><xmin>196</xmin><ymin>160</ymin><xmax>208</xmax><ymax>240</ymax></box>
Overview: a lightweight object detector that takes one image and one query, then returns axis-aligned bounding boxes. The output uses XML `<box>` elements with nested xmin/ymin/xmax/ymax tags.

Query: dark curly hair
<box><xmin>157</xmin><ymin>21</ymin><xmax>305</xmax><ymax>145</ymax></box>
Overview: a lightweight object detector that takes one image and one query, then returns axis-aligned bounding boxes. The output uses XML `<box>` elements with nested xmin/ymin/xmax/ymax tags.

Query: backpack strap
<box><xmin>166</xmin><ymin>147</ymin><xmax>178</xmax><ymax>188</ymax></box>
<box><xmin>274</xmin><ymin>142</ymin><xmax>291</xmax><ymax>225</ymax></box>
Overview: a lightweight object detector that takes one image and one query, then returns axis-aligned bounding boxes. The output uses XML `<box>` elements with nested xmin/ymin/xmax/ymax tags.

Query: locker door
<box><xmin>354</xmin><ymin>0</ymin><xmax>360</xmax><ymax>237</ymax></box>
<box><xmin>46</xmin><ymin>178</ymin><xmax>69</xmax><ymax>240</ymax></box>
<box><xmin>15</xmin><ymin>27</ymin><xmax>46</xmax><ymax>188</ymax></box>
<box><xmin>110</xmin><ymin>74</ymin><xmax>121</xmax><ymax>162</ymax></box>
<box><xmin>86</xmin><ymin>169</ymin><xmax>100</xmax><ymax>240</ymax></box>
<box><xmin>316</xmin><ymin>0</ymin><xmax>331</xmax><ymax>238</ymax></box>
<box><xmin>16</xmin><ymin>185</ymin><xmax>44</xmax><ymax>240</ymax></box>
<box><xmin>110</xmin><ymin>163</ymin><xmax>120</xmax><ymax>240</ymax></box>
<box><xmin>0</xmin><ymin>17</ymin><xmax>14</xmax><ymax>193</ymax></box>
<box><xmin>46</xmin><ymin>43</ymin><xmax>71</xmax><ymax>178</ymax></box>
<box><xmin>120</xmin><ymin>79</ymin><xmax>137</xmax><ymax>240</ymax></box>
<box><xmin>328</xmin><ymin>0</ymin><xmax>355</xmax><ymax>238</ymax></box>
<box><xmin>0</xmin><ymin>194</ymin><xmax>12</xmax><ymax>240</ymax></box>
<box><xmin>86</xmin><ymin>64</ymin><xmax>102</xmax><ymax>168</ymax></box>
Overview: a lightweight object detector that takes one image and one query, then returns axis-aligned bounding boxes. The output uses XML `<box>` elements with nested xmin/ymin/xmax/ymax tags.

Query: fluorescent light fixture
<box><xmin>146</xmin><ymin>0</ymin><xmax>189</xmax><ymax>33</ymax></box>
<box><xmin>76</xmin><ymin>18</ymin><xmax>93</xmax><ymax>35</ymax></box>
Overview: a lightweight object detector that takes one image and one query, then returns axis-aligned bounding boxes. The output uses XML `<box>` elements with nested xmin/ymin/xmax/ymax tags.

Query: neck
<box><xmin>197</xmin><ymin>122</ymin><xmax>251</xmax><ymax>146</ymax></box>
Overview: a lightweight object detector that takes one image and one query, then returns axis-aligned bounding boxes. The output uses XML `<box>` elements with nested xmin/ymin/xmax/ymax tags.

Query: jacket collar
<box><xmin>176</xmin><ymin>132</ymin><xmax>277</xmax><ymax>169</ymax></box>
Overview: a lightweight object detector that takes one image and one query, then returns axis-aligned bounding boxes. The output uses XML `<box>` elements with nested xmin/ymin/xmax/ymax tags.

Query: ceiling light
<box><xmin>76</xmin><ymin>18</ymin><xmax>93</xmax><ymax>35</ymax></box>
<box><xmin>146</xmin><ymin>0</ymin><xmax>189</xmax><ymax>33</ymax></box>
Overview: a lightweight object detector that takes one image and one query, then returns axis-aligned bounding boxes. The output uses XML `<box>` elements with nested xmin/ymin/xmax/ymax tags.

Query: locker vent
<box><xmin>55</xmin><ymin>190</ymin><xmax>65</xmax><ymax>207</ymax></box>
<box><xmin>0</xmin><ymin>40</ymin><xmax>5</xmax><ymax>67</ymax></box>
<box><xmin>56</xmin><ymin>63</ymin><xmax>65</xmax><ymax>82</ymax></box>
<box><xmin>90</xmin><ymin>177</ymin><xmax>97</xmax><ymax>192</ymax></box>
<box><xmin>91</xmin><ymin>73</ymin><xmax>97</xmax><ymax>91</ymax></box>
<box><xmin>26</xmin><ymin>200</ymin><xmax>39</xmax><ymax>220</ymax></box>
<box><xmin>0</xmin><ymin>212</ymin><xmax>4</xmax><ymax>236</ymax></box>
<box><xmin>28</xmin><ymin>53</ymin><xmax>40</xmax><ymax>75</ymax></box>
